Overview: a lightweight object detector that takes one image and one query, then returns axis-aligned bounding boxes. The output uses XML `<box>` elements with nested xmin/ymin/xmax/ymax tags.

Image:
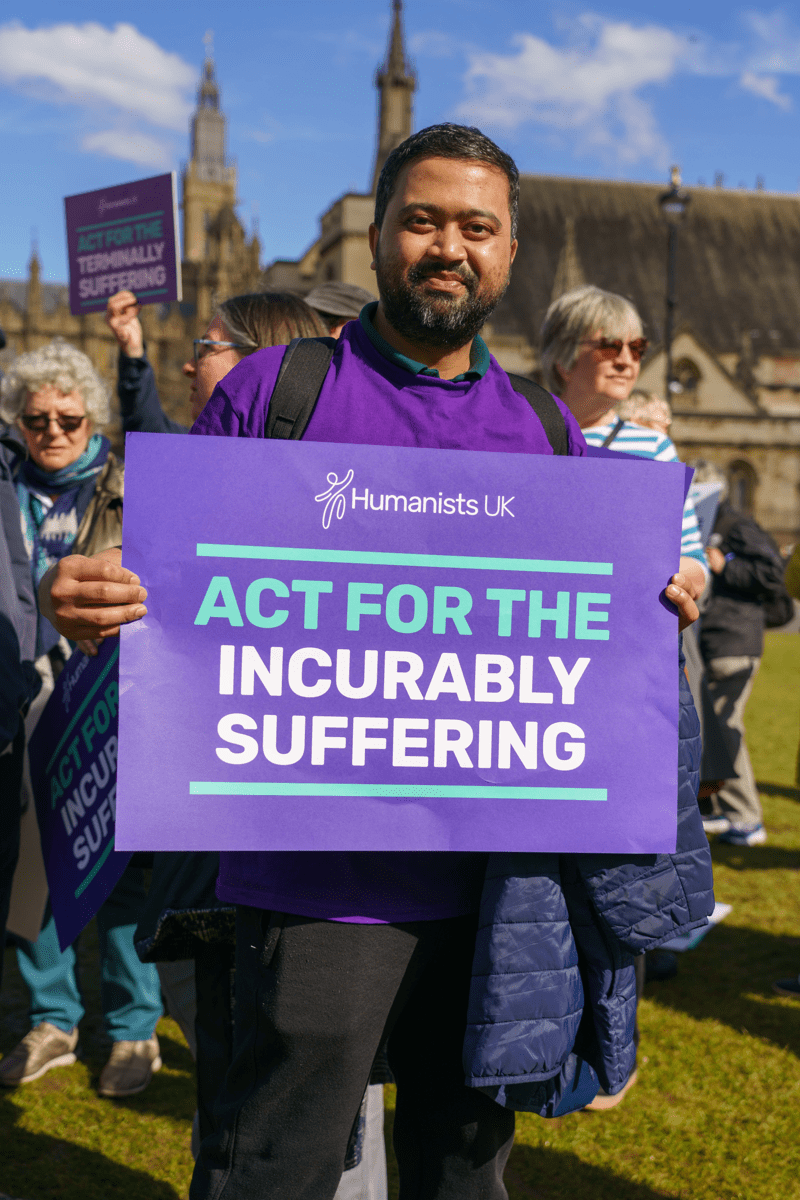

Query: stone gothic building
<box><xmin>0</xmin><ymin>51</ymin><xmax>260</xmax><ymax>431</ymax></box>
<box><xmin>266</xmin><ymin>2</ymin><xmax>800</xmax><ymax>543</ymax></box>
<box><xmin>2</xmin><ymin>0</ymin><xmax>799</xmax><ymax>538</ymax></box>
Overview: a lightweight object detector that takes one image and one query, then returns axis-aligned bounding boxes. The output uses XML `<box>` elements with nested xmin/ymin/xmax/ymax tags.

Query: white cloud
<box><xmin>0</xmin><ymin>20</ymin><xmax>194</xmax><ymax>128</ymax></box>
<box><xmin>0</xmin><ymin>21</ymin><xmax>194</xmax><ymax>146</ymax></box>
<box><xmin>81</xmin><ymin>129</ymin><xmax>173</xmax><ymax>168</ymax></box>
<box><xmin>455</xmin><ymin>18</ymin><xmax>686</xmax><ymax>168</ymax></box>
<box><xmin>739</xmin><ymin>70</ymin><xmax>792</xmax><ymax>109</ymax></box>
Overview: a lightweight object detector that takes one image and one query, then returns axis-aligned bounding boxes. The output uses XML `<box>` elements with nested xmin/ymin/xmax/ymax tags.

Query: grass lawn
<box><xmin>3</xmin><ymin>633</ymin><xmax>800</xmax><ymax>1200</ymax></box>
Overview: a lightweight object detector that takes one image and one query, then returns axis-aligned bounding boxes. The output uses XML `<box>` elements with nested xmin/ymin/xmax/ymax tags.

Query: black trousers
<box><xmin>194</xmin><ymin>941</ymin><xmax>236</xmax><ymax>1143</ymax></box>
<box><xmin>190</xmin><ymin>910</ymin><xmax>515</xmax><ymax>1200</ymax></box>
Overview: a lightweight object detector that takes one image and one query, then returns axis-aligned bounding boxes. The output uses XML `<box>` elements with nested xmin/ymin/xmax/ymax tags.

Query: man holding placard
<box><xmin>44</xmin><ymin>125</ymin><xmax>711</xmax><ymax>1199</ymax></box>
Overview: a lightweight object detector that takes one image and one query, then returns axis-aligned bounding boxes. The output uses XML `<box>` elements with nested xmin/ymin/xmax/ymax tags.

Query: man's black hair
<box><xmin>374</xmin><ymin>123</ymin><xmax>520</xmax><ymax>240</ymax></box>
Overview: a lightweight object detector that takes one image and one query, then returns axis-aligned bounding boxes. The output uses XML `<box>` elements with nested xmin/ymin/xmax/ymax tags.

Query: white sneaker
<box><xmin>702</xmin><ymin>814</ymin><xmax>731</xmax><ymax>834</ymax></box>
<box><xmin>718</xmin><ymin>823</ymin><xmax>767</xmax><ymax>846</ymax></box>
<box><xmin>0</xmin><ymin>1022</ymin><xmax>78</xmax><ymax>1086</ymax></box>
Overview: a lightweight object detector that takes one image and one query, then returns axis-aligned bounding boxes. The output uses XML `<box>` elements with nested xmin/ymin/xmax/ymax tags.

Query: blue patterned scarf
<box><xmin>16</xmin><ymin>433</ymin><xmax>111</xmax><ymax>593</ymax></box>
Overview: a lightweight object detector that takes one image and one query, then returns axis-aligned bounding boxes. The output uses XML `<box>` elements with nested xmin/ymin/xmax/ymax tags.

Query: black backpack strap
<box><xmin>601</xmin><ymin>417</ymin><xmax>626</xmax><ymax>448</ymax></box>
<box><xmin>265</xmin><ymin>336</ymin><xmax>337</xmax><ymax>440</ymax></box>
<box><xmin>506</xmin><ymin>373</ymin><xmax>569</xmax><ymax>455</ymax></box>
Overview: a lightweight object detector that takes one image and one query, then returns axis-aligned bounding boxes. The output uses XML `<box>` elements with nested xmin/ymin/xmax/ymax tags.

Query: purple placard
<box><xmin>64</xmin><ymin>172</ymin><xmax>182</xmax><ymax>316</ymax></box>
<box><xmin>116</xmin><ymin>434</ymin><xmax>687</xmax><ymax>855</ymax></box>
<box><xmin>28</xmin><ymin>639</ymin><xmax>130</xmax><ymax>951</ymax></box>
<box><xmin>586</xmin><ymin>443</ymin><xmax>695</xmax><ymax>500</ymax></box>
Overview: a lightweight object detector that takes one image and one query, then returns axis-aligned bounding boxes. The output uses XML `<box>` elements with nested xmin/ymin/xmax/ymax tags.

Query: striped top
<box><xmin>582</xmin><ymin>417</ymin><xmax>708</xmax><ymax>578</ymax></box>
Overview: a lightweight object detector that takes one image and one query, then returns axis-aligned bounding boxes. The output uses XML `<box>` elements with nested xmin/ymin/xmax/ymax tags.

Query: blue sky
<box><xmin>1</xmin><ymin>0</ymin><xmax>799</xmax><ymax>282</ymax></box>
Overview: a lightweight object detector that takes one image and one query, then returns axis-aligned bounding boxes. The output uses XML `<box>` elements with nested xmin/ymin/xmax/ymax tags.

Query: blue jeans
<box><xmin>15</xmin><ymin>864</ymin><xmax>162</xmax><ymax>1041</ymax></box>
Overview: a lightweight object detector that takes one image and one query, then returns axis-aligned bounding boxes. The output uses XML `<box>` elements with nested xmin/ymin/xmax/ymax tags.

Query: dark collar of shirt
<box><xmin>358</xmin><ymin>301</ymin><xmax>490</xmax><ymax>381</ymax></box>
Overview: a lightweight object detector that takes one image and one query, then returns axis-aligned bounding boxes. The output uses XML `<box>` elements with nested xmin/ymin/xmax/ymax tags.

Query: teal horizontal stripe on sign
<box><xmin>196</xmin><ymin>544</ymin><xmax>613</xmax><ymax>575</ymax></box>
<box><xmin>190</xmin><ymin>782</ymin><xmax>607</xmax><ymax>802</ymax></box>
<box><xmin>76</xmin><ymin>209</ymin><xmax>165</xmax><ymax>233</ymax></box>
<box><xmin>74</xmin><ymin>838</ymin><xmax>115</xmax><ymax>898</ymax></box>
<box><xmin>79</xmin><ymin>288</ymin><xmax>168</xmax><ymax>310</ymax></box>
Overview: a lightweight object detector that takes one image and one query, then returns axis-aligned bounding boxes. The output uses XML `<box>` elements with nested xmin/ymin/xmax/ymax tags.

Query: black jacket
<box><xmin>699</xmin><ymin>501</ymin><xmax>785</xmax><ymax>661</ymax></box>
<box><xmin>0</xmin><ymin>432</ymin><xmax>39</xmax><ymax>748</ymax></box>
<box><xmin>118</xmin><ymin>353</ymin><xmax>187</xmax><ymax>435</ymax></box>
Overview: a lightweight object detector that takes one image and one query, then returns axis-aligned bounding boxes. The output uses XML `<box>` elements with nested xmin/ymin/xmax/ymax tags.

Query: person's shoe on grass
<box><xmin>583</xmin><ymin>1068</ymin><xmax>639</xmax><ymax>1111</ymax></box>
<box><xmin>98</xmin><ymin>1035</ymin><xmax>161</xmax><ymax>1098</ymax></box>
<box><xmin>773</xmin><ymin>975</ymin><xmax>800</xmax><ymax>999</ymax></box>
<box><xmin>717</xmin><ymin>822</ymin><xmax>767</xmax><ymax>846</ymax></box>
<box><xmin>0</xmin><ymin>1022</ymin><xmax>78</xmax><ymax>1086</ymax></box>
<box><xmin>702</xmin><ymin>813</ymin><xmax>731</xmax><ymax>835</ymax></box>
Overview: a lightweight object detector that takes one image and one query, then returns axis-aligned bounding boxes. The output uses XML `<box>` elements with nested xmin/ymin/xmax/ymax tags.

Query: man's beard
<box><xmin>374</xmin><ymin>249</ymin><xmax>511</xmax><ymax>350</ymax></box>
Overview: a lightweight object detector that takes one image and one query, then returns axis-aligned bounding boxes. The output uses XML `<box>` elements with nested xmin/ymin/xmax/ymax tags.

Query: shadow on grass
<box><xmin>505</xmin><ymin>1144</ymin><xmax>679</xmax><ymax>1200</ymax></box>
<box><xmin>0</xmin><ymin>1091</ymin><xmax>180</xmax><ymax>1200</ymax></box>
<box><xmin>757</xmin><ymin>781</ymin><xmax>800</xmax><ymax>802</ymax></box>
<box><xmin>82</xmin><ymin>1030</ymin><xmax>196</xmax><ymax>1125</ymax></box>
<box><xmin>645</xmin><ymin>923</ymin><xmax>800</xmax><ymax>1058</ymax></box>
<box><xmin>383</xmin><ymin>1102</ymin><xmax>677</xmax><ymax>1200</ymax></box>
<box><xmin>708</xmin><ymin>841</ymin><xmax>800</xmax><ymax>872</ymax></box>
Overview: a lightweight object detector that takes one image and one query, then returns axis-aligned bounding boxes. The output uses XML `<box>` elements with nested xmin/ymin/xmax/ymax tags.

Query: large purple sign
<box><xmin>64</xmin><ymin>172</ymin><xmax>182</xmax><ymax>316</ymax></box>
<box><xmin>28</xmin><ymin>639</ymin><xmax>130</xmax><ymax>951</ymax></box>
<box><xmin>116</xmin><ymin>434</ymin><xmax>686</xmax><ymax>854</ymax></box>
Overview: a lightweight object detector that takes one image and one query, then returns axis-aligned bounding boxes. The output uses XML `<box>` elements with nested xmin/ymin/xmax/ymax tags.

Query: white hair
<box><xmin>539</xmin><ymin>285</ymin><xmax>643</xmax><ymax>395</ymax></box>
<box><xmin>0</xmin><ymin>338</ymin><xmax>110</xmax><ymax>426</ymax></box>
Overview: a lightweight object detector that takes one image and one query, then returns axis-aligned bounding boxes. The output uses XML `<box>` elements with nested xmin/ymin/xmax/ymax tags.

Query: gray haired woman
<box><xmin>0</xmin><ymin>338</ymin><xmax>122</xmax><ymax>654</ymax></box>
<box><xmin>540</xmin><ymin>285</ymin><xmax>707</xmax><ymax>596</ymax></box>
<box><xmin>0</xmin><ymin>337</ymin><xmax>163</xmax><ymax>1101</ymax></box>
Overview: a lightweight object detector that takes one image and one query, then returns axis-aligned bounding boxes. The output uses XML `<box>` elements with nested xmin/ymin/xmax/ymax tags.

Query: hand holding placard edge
<box><xmin>40</xmin><ymin>547</ymin><xmax>148</xmax><ymax>646</ymax></box>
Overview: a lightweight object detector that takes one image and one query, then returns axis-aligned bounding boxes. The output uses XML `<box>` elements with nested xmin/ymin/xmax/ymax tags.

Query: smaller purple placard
<box><xmin>27</xmin><ymin>639</ymin><xmax>130</xmax><ymax>951</ymax></box>
<box><xmin>64</xmin><ymin>172</ymin><xmax>182</xmax><ymax>316</ymax></box>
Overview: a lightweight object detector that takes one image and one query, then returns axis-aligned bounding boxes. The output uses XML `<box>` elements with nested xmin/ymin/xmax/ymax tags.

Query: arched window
<box><xmin>675</xmin><ymin>358</ymin><xmax>701</xmax><ymax>397</ymax></box>
<box><xmin>727</xmin><ymin>459</ymin><xmax>757</xmax><ymax>514</ymax></box>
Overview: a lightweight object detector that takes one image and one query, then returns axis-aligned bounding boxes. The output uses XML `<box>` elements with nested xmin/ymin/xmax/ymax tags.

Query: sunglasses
<box><xmin>581</xmin><ymin>336</ymin><xmax>649</xmax><ymax>362</ymax></box>
<box><xmin>21</xmin><ymin>413</ymin><xmax>87</xmax><ymax>433</ymax></box>
<box><xmin>193</xmin><ymin>338</ymin><xmax>249</xmax><ymax>365</ymax></box>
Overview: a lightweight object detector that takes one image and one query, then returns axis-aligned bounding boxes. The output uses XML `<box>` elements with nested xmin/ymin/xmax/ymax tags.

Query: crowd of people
<box><xmin>0</xmin><ymin>122</ymin><xmax>794</xmax><ymax>1199</ymax></box>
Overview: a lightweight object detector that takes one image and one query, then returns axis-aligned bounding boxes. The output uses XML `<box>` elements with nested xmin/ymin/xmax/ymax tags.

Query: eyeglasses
<box><xmin>193</xmin><ymin>338</ymin><xmax>249</xmax><ymax>365</ymax></box>
<box><xmin>580</xmin><ymin>336</ymin><xmax>649</xmax><ymax>362</ymax></box>
<box><xmin>20</xmin><ymin>413</ymin><xmax>87</xmax><ymax>433</ymax></box>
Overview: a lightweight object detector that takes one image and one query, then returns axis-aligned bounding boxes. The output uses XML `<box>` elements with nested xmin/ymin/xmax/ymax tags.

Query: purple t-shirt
<box><xmin>191</xmin><ymin>318</ymin><xmax>586</xmax><ymax>922</ymax></box>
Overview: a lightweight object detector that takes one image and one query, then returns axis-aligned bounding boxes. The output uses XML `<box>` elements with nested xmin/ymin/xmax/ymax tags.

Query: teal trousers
<box><xmin>15</xmin><ymin>864</ymin><xmax>162</xmax><ymax>1041</ymax></box>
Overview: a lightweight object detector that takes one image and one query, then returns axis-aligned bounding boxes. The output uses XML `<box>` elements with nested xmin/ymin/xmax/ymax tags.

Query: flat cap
<box><xmin>304</xmin><ymin>281</ymin><xmax>376</xmax><ymax>320</ymax></box>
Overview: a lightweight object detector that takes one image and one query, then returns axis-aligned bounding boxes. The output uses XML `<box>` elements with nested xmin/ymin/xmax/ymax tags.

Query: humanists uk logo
<box><xmin>315</xmin><ymin>471</ymin><xmax>354</xmax><ymax>529</ymax></box>
<box><xmin>314</xmin><ymin>469</ymin><xmax>515</xmax><ymax>529</ymax></box>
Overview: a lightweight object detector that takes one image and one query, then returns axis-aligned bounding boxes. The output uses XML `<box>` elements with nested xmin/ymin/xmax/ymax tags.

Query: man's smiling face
<box><xmin>368</xmin><ymin>156</ymin><xmax>518</xmax><ymax>350</ymax></box>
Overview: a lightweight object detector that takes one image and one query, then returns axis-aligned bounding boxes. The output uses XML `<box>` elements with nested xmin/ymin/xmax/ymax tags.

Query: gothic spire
<box><xmin>198</xmin><ymin>31</ymin><xmax>220</xmax><ymax>109</ymax></box>
<box><xmin>190</xmin><ymin>34</ymin><xmax>226</xmax><ymax>180</ymax></box>
<box><xmin>386</xmin><ymin>0</ymin><xmax>409</xmax><ymax>81</ymax></box>
<box><xmin>371</xmin><ymin>0</ymin><xmax>416</xmax><ymax>192</ymax></box>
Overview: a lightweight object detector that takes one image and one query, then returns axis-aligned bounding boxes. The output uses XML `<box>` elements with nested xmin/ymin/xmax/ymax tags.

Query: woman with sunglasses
<box><xmin>0</xmin><ymin>338</ymin><xmax>163</xmax><ymax>1098</ymax></box>
<box><xmin>106</xmin><ymin>288</ymin><xmax>327</xmax><ymax>435</ymax></box>
<box><xmin>540</xmin><ymin>284</ymin><xmax>707</xmax><ymax>595</ymax></box>
<box><xmin>540</xmin><ymin>286</ymin><xmax>707</xmax><ymax>1109</ymax></box>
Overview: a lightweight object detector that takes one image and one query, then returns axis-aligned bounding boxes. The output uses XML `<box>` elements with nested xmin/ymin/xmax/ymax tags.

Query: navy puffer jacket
<box><xmin>464</xmin><ymin>658</ymin><xmax>713</xmax><ymax>1116</ymax></box>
